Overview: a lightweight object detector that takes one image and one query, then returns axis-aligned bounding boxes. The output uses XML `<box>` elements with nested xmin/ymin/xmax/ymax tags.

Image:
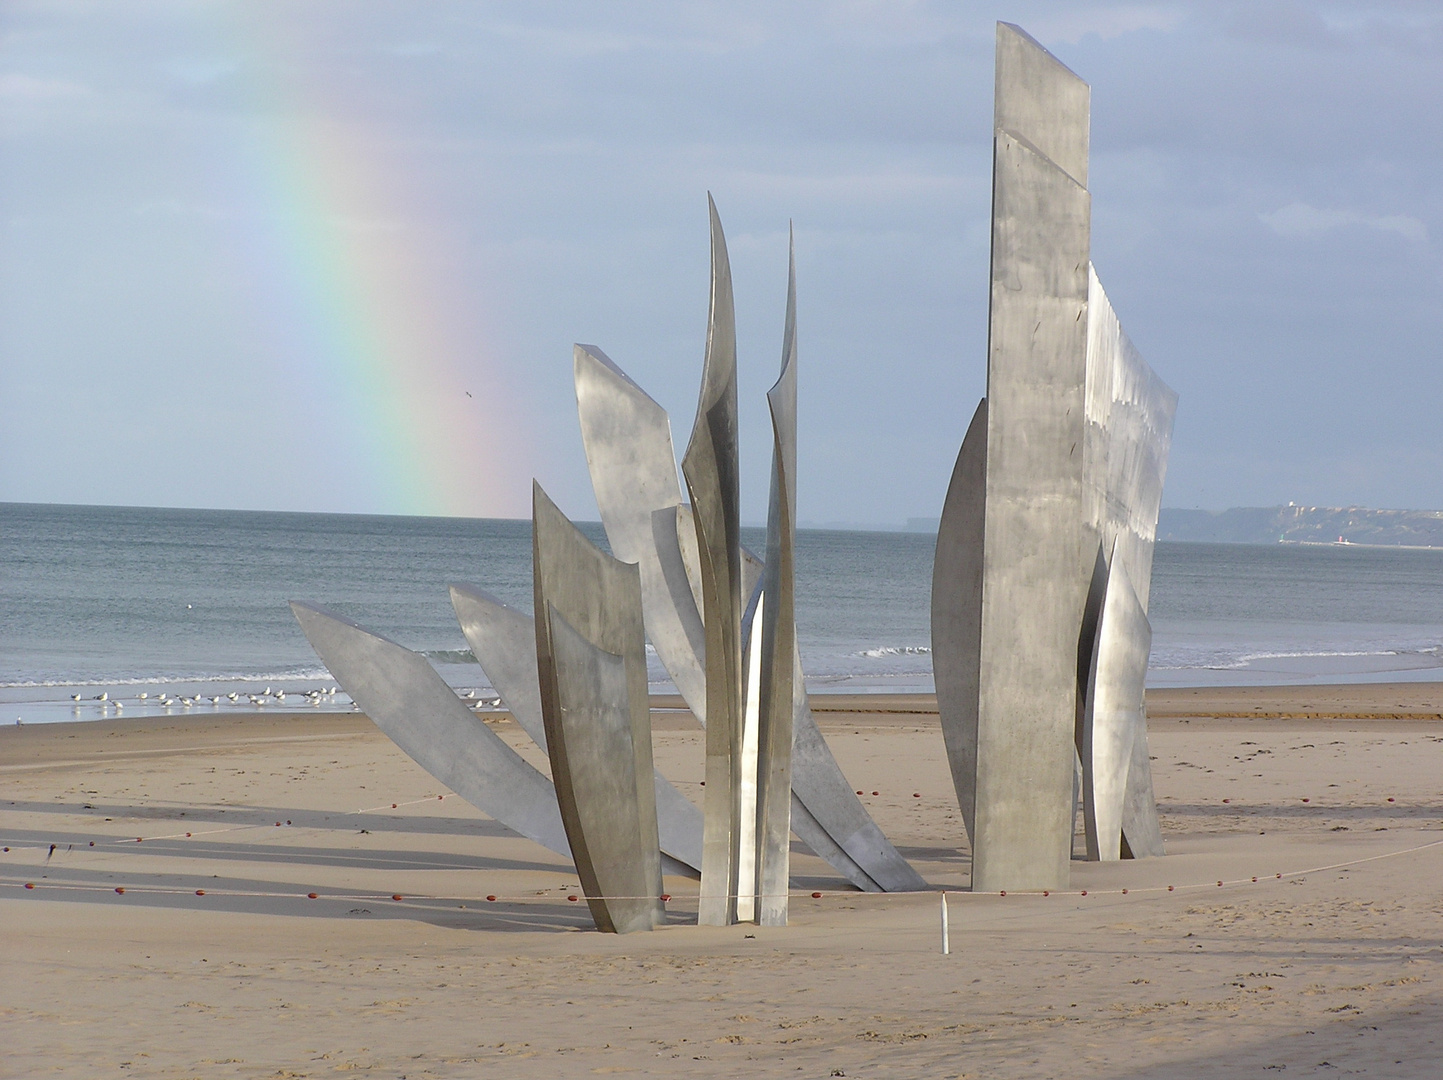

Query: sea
<box><xmin>4</xmin><ymin>502</ymin><xmax>1443</xmax><ymax>726</ymax></box>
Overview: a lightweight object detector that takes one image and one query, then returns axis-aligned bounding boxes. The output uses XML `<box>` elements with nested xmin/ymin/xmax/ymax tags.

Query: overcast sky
<box><xmin>3</xmin><ymin>2</ymin><xmax>1440</xmax><ymax>524</ymax></box>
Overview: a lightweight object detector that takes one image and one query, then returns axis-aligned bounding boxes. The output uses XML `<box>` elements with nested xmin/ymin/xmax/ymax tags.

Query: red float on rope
<box><xmin>811</xmin><ymin>891</ymin><xmax>822</xmax><ymax>899</ymax></box>
<box><xmin>1042</xmin><ymin>890</ymin><xmax>1049</xmax><ymax>896</ymax></box>
<box><xmin>307</xmin><ymin>893</ymin><xmax>318</xmax><ymax>899</ymax></box>
<box><xmin>89</xmin><ymin>841</ymin><xmax>94</xmax><ymax>846</ymax></box>
<box><xmin>185</xmin><ymin>833</ymin><xmax>191</xmax><ymax>838</ymax></box>
<box><xmin>391</xmin><ymin>894</ymin><xmax>403</xmax><ymax>901</ymax></box>
<box><xmin>135</xmin><ymin>837</ymin><xmax>142</xmax><ymax>843</ymax></box>
<box><xmin>856</xmin><ymin>790</ymin><xmax>863</xmax><ymax>795</ymax></box>
<box><xmin>1216</xmin><ymin>881</ymin><xmax>1223</xmax><ymax>887</ymax></box>
<box><xmin>486</xmin><ymin>895</ymin><xmax>497</xmax><ymax>902</ymax></box>
<box><xmin>1000</xmin><ymin>890</ymin><xmax>1007</xmax><ymax>897</ymax></box>
<box><xmin>660</xmin><ymin>894</ymin><xmax>671</xmax><ymax>902</ymax></box>
<box><xmin>1276</xmin><ymin>873</ymin><xmax>1282</xmax><ymax>878</ymax></box>
<box><xmin>872</xmin><ymin>791</ymin><xmax>879</xmax><ymax>796</ymax></box>
<box><xmin>1388</xmin><ymin>797</ymin><xmax>1395</xmax><ymax>803</ymax></box>
<box><xmin>24</xmin><ymin>882</ymin><xmax>33</xmax><ymax>889</ymax></box>
<box><xmin>1252</xmin><ymin>876</ymin><xmax>1258</xmax><ymax>883</ymax></box>
<box><xmin>392</xmin><ymin>803</ymin><xmax>398</xmax><ymax>809</ymax></box>
<box><xmin>912</xmin><ymin>793</ymin><xmax>921</xmax><ymax>798</ymax></box>
<box><xmin>1121</xmin><ymin>889</ymin><xmax>1128</xmax><ymax>895</ymax></box>
<box><xmin>195</xmin><ymin>889</ymin><xmax>205</xmax><ymax>896</ymax></box>
<box><xmin>1302</xmin><ymin>798</ymin><xmax>1310</xmax><ymax>803</ymax></box>
<box><xmin>1168</xmin><ymin>885</ymin><xmax>1174</xmax><ymax>891</ymax></box>
<box><xmin>115</xmin><ymin>887</ymin><xmax>125</xmax><ymax>894</ymax></box>
<box><xmin>567</xmin><ymin>895</ymin><xmax>579</xmax><ymax>902</ymax></box>
<box><xmin>1080</xmin><ymin>890</ymin><xmax>1087</xmax><ymax>896</ymax></box>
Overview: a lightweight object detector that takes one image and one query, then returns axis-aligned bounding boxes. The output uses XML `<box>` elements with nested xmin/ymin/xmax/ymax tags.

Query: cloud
<box><xmin>1259</xmin><ymin>201</ymin><xmax>1428</xmax><ymax>244</ymax></box>
<box><xmin>0</xmin><ymin>72</ymin><xmax>88</xmax><ymax>100</ymax></box>
<box><xmin>1030</xmin><ymin>4</ymin><xmax>1185</xmax><ymax>45</ymax></box>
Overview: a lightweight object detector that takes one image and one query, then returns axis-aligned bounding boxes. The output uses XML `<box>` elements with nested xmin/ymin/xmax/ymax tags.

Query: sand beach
<box><xmin>3</xmin><ymin>686</ymin><xmax>1441</xmax><ymax>1078</ymax></box>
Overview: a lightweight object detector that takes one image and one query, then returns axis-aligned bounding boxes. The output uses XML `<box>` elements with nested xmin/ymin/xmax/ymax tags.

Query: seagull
<box><xmin>71</xmin><ymin>694</ymin><xmax>81</xmax><ymax>701</ymax></box>
<box><xmin>465</xmin><ymin>391</ymin><xmax>473</xmax><ymax>398</ymax></box>
<box><xmin>138</xmin><ymin>692</ymin><xmax>149</xmax><ymax>699</ymax></box>
<box><xmin>95</xmin><ymin>692</ymin><xmax>108</xmax><ymax>701</ymax></box>
<box><xmin>227</xmin><ymin>692</ymin><xmax>238</xmax><ymax>701</ymax></box>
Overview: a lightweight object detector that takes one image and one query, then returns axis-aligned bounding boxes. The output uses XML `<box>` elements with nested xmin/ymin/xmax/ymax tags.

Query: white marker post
<box><xmin>941</xmin><ymin>891</ymin><xmax>950</xmax><ymax>955</ymax></box>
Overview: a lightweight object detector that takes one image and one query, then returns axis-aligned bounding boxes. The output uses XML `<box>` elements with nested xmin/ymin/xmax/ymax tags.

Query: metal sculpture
<box><xmin>289</xmin><ymin>601</ymin><xmax>571</xmax><ymax>859</ymax></box>
<box><xmin>448</xmin><ymin>582</ymin><xmax>705</xmax><ymax>876</ymax></box>
<box><xmin>753</xmin><ymin>229</ymin><xmax>798</xmax><ymax>926</ymax></box>
<box><xmin>297</xmin><ymin>195</ymin><xmax>927</xmax><ymax>931</ymax></box>
<box><xmin>682</xmin><ymin>196</ymin><xmax>747</xmax><ymax>926</ymax></box>
<box><xmin>931</xmin><ymin>399</ymin><xmax>986</xmax><ymax>844</ymax></box>
<box><xmin>1081</xmin><ymin>551</ymin><xmax>1151</xmax><ymax>860</ymax></box>
<box><xmin>573</xmin><ymin>258</ymin><xmax>924</xmax><ymax>901</ymax></box>
<box><xmin>974</xmin><ymin>22</ymin><xmax>1094</xmax><ymax>893</ymax></box>
<box><xmin>932</xmin><ymin>23</ymin><xmax>1176</xmax><ymax>889</ymax></box>
<box><xmin>1080</xmin><ymin>267</ymin><xmax>1176</xmax><ymax>859</ymax></box>
<box><xmin>532</xmin><ymin>483</ymin><xmax>664</xmax><ymax>934</ymax></box>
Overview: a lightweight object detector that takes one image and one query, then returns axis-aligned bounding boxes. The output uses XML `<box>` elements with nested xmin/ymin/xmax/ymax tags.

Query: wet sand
<box><xmin>3</xmin><ymin>687</ymin><xmax>1441</xmax><ymax>1077</ymax></box>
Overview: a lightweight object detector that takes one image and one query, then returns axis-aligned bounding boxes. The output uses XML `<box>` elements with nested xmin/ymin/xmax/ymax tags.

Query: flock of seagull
<box><xmin>71</xmin><ymin>686</ymin><xmax>343</xmax><ymax>710</ymax></box>
<box><xmin>67</xmin><ymin>686</ymin><xmax>504</xmax><ymax>712</ymax></box>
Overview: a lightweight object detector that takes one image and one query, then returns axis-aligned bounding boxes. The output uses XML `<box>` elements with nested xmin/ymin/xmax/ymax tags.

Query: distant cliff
<box><xmin>1158</xmin><ymin>506</ymin><xmax>1443</xmax><ymax>548</ymax></box>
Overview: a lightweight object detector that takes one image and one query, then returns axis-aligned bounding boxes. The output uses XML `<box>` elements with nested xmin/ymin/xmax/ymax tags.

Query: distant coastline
<box><xmin>1158</xmin><ymin>504</ymin><xmax>1443</xmax><ymax>548</ymax></box>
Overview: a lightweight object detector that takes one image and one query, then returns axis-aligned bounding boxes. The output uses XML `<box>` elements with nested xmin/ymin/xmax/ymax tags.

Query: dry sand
<box><xmin>3</xmin><ymin>687</ymin><xmax>1441</xmax><ymax>1078</ymax></box>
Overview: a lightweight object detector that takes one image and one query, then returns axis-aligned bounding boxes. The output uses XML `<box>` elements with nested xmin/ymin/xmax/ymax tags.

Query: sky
<box><xmin>2</xmin><ymin>2</ymin><xmax>1440</xmax><ymax>525</ymax></box>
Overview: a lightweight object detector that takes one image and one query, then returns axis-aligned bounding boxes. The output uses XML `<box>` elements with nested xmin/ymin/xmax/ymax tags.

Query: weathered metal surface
<box><xmin>755</xmin><ymin>230</ymin><xmax>799</xmax><ymax>926</ymax></box>
<box><xmin>289</xmin><ymin>601</ymin><xmax>570</xmax><ymax>859</ymax></box>
<box><xmin>448</xmin><ymin>583</ymin><xmax>704</xmax><ymax>876</ymax></box>
<box><xmin>1081</xmin><ymin>554</ymin><xmax>1152</xmax><ymax>861</ymax></box>
<box><xmin>1121</xmin><ymin>717</ymin><xmax>1166</xmax><ymax>858</ymax></box>
<box><xmin>532</xmin><ymin>483</ymin><xmax>663</xmax><ymax>933</ymax></box>
<box><xmin>682</xmin><ymin>195</ymin><xmax>745</xmax><ymax>925</ymax></box>
<box><xmin>932</xmin><ymin>398</ymin><xmax>987</xmax><ymax>844</ymax></box>
<box><xmin>972</xmin><ymin>24</ymin><xmax>1093</xmax><ymax>893</ymax></box>
<box><xmin>544</xmin><ymin>606</ymin><xmax>658</xmax><ymax>933</ymax></box>
<box><xmin>574</xmin><ymin>344</ymin><xmax>708</xmax><ymax>719</ymax></box>
<box><xmin>1086</xmin><ymin>267</ymin><xmax>1176</xmax><ymax>858</ymax></box>
<box><xmin>1086</xmin><ymin>266</ymin><xmax>1178</xmax><ymax>614</ymax></box>
<box><xmin>995</xmin><ymin>22</ymin><xmax>1090</xmax><ymax>187</ymax></box>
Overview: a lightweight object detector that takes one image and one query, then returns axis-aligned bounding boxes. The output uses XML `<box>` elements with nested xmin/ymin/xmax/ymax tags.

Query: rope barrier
<box><xmin>5</xmin><ymin>786</ymin><xmax>1441</xmax><ymax>917</ymax></box>
<box><xmin>8</xmin><ymin>835</ymin><xmax>1442</xmax><ymax>908</ymax></box>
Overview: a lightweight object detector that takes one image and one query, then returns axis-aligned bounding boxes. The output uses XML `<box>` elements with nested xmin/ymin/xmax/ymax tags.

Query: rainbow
<box><xmin>227</xmin><ymin>14</ymin><xmax>534</xmax><ymax>518</ymax></box>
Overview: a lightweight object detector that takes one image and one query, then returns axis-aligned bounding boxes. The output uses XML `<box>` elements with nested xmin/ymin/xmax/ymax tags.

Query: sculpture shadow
<box><xmin>5</xmin><ymin>866</ymin><xmax>597</xmax><ymax>933</ymax></box>
<box><xmin>0</xmin><ymin>798</ymin><xmax>540</xmax><ymax>839</ymax></box>
<box><xmin>0</xmin><ymin>827</ymin><xmax>564</xmax><ymax>875</ymax></box>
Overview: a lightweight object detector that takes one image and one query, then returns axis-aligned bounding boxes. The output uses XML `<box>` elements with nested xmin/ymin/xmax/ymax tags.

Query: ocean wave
<box><xmin>420</xmin><ymin>649</ymin><xmax>479</xmax><ymax>665</ymax></box>
<box><xmin>857</xmin><ymin>645</ymin><xmax>931</xmax><ymax>659</ymax></box>
<box><xmin>1148</xmin><ymin>645</ymin><xmax>1443</xmax><ymax>672</ymax></box>
<box><xmin>0</xmin><ymin>668</ymin><xmax>331</xmax><ymax>689</ymax></box>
